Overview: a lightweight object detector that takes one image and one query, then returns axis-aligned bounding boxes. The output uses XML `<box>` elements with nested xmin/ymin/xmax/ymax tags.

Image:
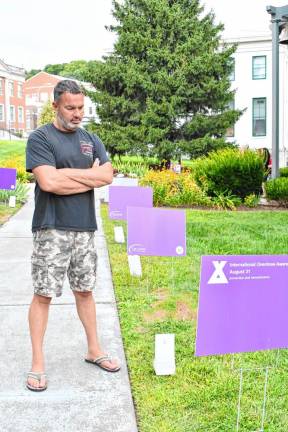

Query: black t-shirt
<box><xmin>26</xmin><ymin>123</ymin><xmax>109</xmax><ymax>232</ymax></box>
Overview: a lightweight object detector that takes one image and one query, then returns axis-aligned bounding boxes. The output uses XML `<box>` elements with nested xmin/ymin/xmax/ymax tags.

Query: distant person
<box><xmin>258</xmin><ymin>147</ymin><xmax>271</xmax><ymax>180</ymax></box>
<box><xmin>25</xmin><ymin>80</ymin><xmax>120</xmax><ymax>392</ymax></box>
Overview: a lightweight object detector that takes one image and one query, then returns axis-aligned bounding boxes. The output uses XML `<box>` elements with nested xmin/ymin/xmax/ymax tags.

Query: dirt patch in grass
<box><xmin>142</xmin><ymin>290</ymin><xmax>170</xmax><ymax>322</ymax></box>
<box><xmin>174</xmin><ymin>301</ymin><xmax>197</xmax><ymax>321</ymax></box>
<box><xmin>134</xmin><ymin>326</ymin><xmax>149</xmax><ymax>334</ymax></box>
<box><xmin>154</xmin><ymin>288</ymin><xmax>169</xmax><ymax>301</ymax></box>
<box><xmin>143</xmin><ymin>309</ymin><xmax>168</xmax><ymax>323</ymax></box>
<box><xmin>143</xmin><ymin>293</ymin><xmax>196</xmax><ymax>323</ymax></box>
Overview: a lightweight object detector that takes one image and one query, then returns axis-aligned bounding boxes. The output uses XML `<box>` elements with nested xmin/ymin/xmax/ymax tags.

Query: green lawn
<box><xmin>102</xmin><ymin>206</ymin><xmax>288</xmax><ymax>432</ymax></box>
<box><xmin>0</xmin><ymin>203</ymin><xmax>21</xmax><ymax>225</ymax></box>
<box><xmin>0</xmin><ymin>140</ymin><xmax>26</xmax><ymax>162</ymax></box>
<box><xmin>0</xmin><ymin>140</ymin><xmax>29</xmax><ymax>223</ymax></box>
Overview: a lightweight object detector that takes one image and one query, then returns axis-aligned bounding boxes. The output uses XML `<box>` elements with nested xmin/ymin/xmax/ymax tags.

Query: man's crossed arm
<box><xmin>33</xmin><ymin>160</ymin><xmax>113</xmax><ymax>195</ymax></box>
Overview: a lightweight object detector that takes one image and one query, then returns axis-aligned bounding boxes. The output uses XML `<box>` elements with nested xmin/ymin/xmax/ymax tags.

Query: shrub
<box><xmin>191</xmin><ymin>148</ymin><xmax>264</xmax><ymax>200</ymax></box>
<box><xmin>38</xmin><ymin>101</ymin><xmax>55</xmax><ymax>126</ymax></box>
<box><xmin>140</xmin><ymin>170</ymin><xmax>212</xmax><ymax>207</ymax></box>
<box><xmin>212</xmin><ymin>191</ymin><xmax>242</xmax><ymax>211</ymax></box>
<box><xmin>265</xmin><ymin>177</ymin><xmax>288</xmax><ymax>206</ymax></box>
<box><xmin>244</xmin><ymin>193</ymin><xmax>260</xmax><ymax>208</ymax></box>
<box><xmin>113</xmin><ymin>160</ymin><xmax>149</xmax><ymax>178</ymax></box>
<box><xmin>1</xmin><ymin>156</ymin><xmax>33</xmax><ymax>183</ymax></box>
<box><xmin>280</xmin><ymin>167</ymin><xmax>288</xmax><ymax>178</ymax></box>
<box><xmin>0</xmin><ymin>182</ymin><xmax>29</xmax><ymax>205</ymax></box>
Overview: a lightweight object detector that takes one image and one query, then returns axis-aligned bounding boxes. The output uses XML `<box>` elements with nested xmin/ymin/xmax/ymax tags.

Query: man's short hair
<box><xmin>54</xmin><ymin>80</ymin><xmax>83</xmax><ymax>102</ymax></box>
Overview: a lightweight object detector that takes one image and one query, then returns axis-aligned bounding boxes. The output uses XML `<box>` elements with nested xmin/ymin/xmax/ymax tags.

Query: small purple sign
<box><xmin>109</xmin><ymin>186</ymin><xmax>153</xmax><ymax>220</ymax></box>
<box><xmin>0</xmin><ymin>168</ymin><xmax>17</xmax><ymax>190</ymax></box>
<box><xmin>195</xmin><ymin>255</ymin><xmax>288</xmax><ymax>357</ymax></box>
<box><xmin>127</xmin><ymin>207</ymin><xmax>186</xmax><ymax>257</ymax></box>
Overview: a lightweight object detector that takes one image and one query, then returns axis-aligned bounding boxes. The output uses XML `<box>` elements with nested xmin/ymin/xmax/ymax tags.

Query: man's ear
<box><xmin>52</xmin><ymin>101</ymin><xmax>58</xmax><ymax>111</ymax></box>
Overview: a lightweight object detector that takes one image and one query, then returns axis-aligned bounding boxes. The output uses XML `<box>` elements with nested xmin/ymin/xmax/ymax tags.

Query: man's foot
<box><xmin>26</xmin><ymin>372</ymin><xmax>47</xmax><ymax>392</ymax></box>
<box><xmin>85</xmin><ymin>351</ymin><xmax>120</xmax><ymax>372</ymax></box>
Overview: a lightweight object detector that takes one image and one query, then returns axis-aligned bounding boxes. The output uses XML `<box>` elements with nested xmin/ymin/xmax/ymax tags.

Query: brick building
<box><xmin>0</xmin><ymin>59</ymin><xmax>26</xmax><ymax>138</ymax></box>
<box><xmin>24</xmin><ymin>71</ymin><xmax>97</xmax><ymax>134</ymax></box>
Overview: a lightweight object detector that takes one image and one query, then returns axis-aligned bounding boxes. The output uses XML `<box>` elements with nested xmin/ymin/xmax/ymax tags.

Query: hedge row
<box><xmin>265</xmin><ymin>177</ymin><xmax>288</xmax><ymax>206</ymax></box>
<box><xmin>191</xmin><ymin>148</ymin><xmax>264</xmax><ymax>200</ymax></box>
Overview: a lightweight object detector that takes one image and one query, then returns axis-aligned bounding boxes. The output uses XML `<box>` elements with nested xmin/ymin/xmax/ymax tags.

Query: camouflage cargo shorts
<box><xmin>31</xmin><ymin>229</ymin><xmax>97</xmax><ymax>298</ymax></box>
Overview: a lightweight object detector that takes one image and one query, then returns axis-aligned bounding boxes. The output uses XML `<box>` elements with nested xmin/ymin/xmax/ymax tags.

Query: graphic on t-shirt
<box><xmin>26</xmin><ymin>124</ymin><xmax>109</xmax><ymax>232</ymax></box>
<box><xmin>80</xmin><ymin>141</ymin><xmax>93</xmax><ymax>157</ymax></box>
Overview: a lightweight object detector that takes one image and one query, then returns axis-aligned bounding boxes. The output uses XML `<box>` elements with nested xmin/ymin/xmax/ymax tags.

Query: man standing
<box><xmin>26</xmin><ymin>80</ymin><xmax>120</xmax><ymax>392</ymax></box>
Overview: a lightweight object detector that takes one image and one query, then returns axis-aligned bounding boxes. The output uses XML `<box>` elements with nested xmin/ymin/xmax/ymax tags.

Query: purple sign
<box><xmin>195</xmin><ymin>255</ymin><xmax>288</xmax><ymax>357</ymax></box>
<box><xmin>0</xmin><ymin>168</ymin><xmax>17</xmax><ymax>190</ymax></box>
<box><xmin>127</xmin><ymin>207</ymin><xmax>186</xmax><ymax>257</ymax></box>
<box><xmin>109</xmin><ymin>186</ymin><xmax>153</xmax><ymax>220</ymax></box>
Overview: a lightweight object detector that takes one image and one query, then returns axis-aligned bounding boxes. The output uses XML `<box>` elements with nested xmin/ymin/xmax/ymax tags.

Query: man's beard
<box><xmin>57</xmin><ymin>112</ymin><xmax>80</xmax><ymax>131</ymax></box>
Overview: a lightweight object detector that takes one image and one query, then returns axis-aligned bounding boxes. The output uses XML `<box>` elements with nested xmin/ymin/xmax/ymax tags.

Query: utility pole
<box><xmin>267</xmin><ymin>5</ymin><xmax>288</xmax><ymax>178</ymax></box>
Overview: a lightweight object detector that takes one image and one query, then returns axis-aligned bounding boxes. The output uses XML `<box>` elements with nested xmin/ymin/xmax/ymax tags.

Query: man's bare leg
<box><xmin>27</xmin><ymin>294</ymin><xmax>52</xmax><ymax>388</ymax></box>
<box><xmin>73</xmin><ymin>291</ymin><xmax>119</xmax><ymax>370</ymax></box>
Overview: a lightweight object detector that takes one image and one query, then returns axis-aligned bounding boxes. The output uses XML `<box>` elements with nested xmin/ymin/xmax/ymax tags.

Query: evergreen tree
<box><xmin>61</xmin><ymin>60</ymin><xmax>89</xmax><ymax>80</ymax></box>
<box><xmin>84</xmin><ymin>0</ymin><xmax>242</xmax><ymax>161</ymax></box>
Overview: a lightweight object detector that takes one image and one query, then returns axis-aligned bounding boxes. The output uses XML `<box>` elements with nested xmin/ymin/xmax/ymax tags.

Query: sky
<box><xmin>1</xmin><ymin>0</ymin><xmax>288</xmax><ymax>71</ymax></box>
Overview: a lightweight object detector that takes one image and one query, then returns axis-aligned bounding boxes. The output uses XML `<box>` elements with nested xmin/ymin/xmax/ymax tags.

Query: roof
<box><xmin>0</xmin><ymin>59</ymin><xmax>25</xmax><ymax>77</ymax></box>
<box><xmin>223</xmin><ymin>34</ymin><xmax>272</xmax><ymax>44</ymax></box>
<box><xmin>49</xmin><ymin>73</ymin><xmax>93</xmax><ymax>91</ymax></box>
<box><xmin>25</xmin><ymin>71</ymin><xmax>93</xmax><ymax>91</ymax></box>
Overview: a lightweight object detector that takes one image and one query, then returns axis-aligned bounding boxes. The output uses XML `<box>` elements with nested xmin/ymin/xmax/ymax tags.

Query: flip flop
<box><xmin>26</xmin><ymin>372</ymin><xmax>47</xmax><ymax>392</ymax></box>
<box><xmin>85</xmin><ymin>355</ymin><xmax>121</xmax><ymax>372</ymax></box>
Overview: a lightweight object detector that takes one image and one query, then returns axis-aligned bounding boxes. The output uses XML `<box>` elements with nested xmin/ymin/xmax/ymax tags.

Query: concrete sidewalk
<box><xmin>0</xmin><ymin>185</ymin><xmax>138</xmax><ymax>432</ymax></box>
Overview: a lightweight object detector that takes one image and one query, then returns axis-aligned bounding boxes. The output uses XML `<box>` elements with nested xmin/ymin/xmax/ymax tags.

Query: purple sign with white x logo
<box><xmin>0</xmin><ymin>168</ymin><xmax>17</xmax><ymax>190</ymax></box>
<box><xmin>195</xmin><ymin>255</ymin><xmax>288</xmax><ymax>356</ymax></box>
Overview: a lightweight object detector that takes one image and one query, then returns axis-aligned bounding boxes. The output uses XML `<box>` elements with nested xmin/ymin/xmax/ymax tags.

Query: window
<box><xmin>10</xmin><ymin>105</ymin><xmax>15</xmax><ymax>122</ymax></box>
<box><xmin>252</xmin><ymin>56</ymin><xmax>266</xmax><ymax>80</ymax></box>
<box><xmin>226</xmin><ymin>99</ymin><xmax>235</xmax><ymax>137</ymax></box>
<box><xmin>0</xmin><ymin>104</ymin><xmax>4</xmax><ymax>121</ymax></box>
<box><xmin>18</xmin><ymin>106</ymin><xmax>24</xmax><ymax>123</ymax></box>
<box><xmin>31</xmin><ymin>93</ymin><xmax>39</xmax><ymax>101</ymax></box>
<box><xmin>0</xmin><ymin>79</ymin><xmax>3</xmax><ymax>95</ymax></box>
<box><xmin>9</xmin><ymin>81</ymin><xmax>14</xmax><ymax>97</ymax></box>
<box><xmin>40</xmin><ymin>92</ymin><xmax>48</xmax><ymax>102</ymax></box>
<box><xmin>253</xmin><ymin>98</ymin><xmax>266</xmax><ymax>136</ymax></box>
<box><xmin>89</xmin><ymin>106</ymin><xmax>93</xmax><ymax>115</ymax></box>
<box><xmin>229</xmin><ymin>58</ymin><xmax>235</xmax><ymax>81</ymax></box>
<box><xmin>18</xmin><ymin>83</ymin><xmax>23</xmax><ymax>98</ymax></box>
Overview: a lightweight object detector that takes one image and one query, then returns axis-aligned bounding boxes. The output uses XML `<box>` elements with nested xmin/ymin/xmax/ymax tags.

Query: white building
<box><xmin>225</xmin><ymin>35</ymin><xmax>288</xmax><ymax>167</ymax></box>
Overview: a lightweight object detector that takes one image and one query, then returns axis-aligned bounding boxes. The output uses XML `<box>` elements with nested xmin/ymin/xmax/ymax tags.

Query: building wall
<box><xmin>0</xmin><ymin>60</ymin><xmax>26</xmax><ymax>136</ymax></box>
<box><xmin>24</xmin><ymin>71</ymin><xmax>98</xmax><ymax>133</ymax></box>
<box><xmin>226</xmin><ymin>36</ymin><xmax>288</xmax><ymax>167</ymax></box>
<box><xmin>0</xmin><ymin>76</ymin><xmax>6</xmax><ymax>131</ymax></box>
<box><xmin>24</xmin><ymin>72</ymin><xmax>59</xmax><ymax>105</ymax></box>
<box><xmin>8</xmin><ymin>79</ymin><xmax>25</xmax><ymax>134</ymax></box>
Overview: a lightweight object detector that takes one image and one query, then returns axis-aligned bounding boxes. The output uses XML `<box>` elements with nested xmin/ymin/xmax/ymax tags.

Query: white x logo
<box><xmin>208</xmin><ymin>260</ymin><xmax>228</xmax><ymax>284</ymax></box>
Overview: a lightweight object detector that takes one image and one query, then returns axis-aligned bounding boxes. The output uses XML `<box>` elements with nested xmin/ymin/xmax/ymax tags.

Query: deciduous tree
<box><xmin>38</xmin><ymin>101</ymin><xmax>55</xmax><ymax>126</ymax></box>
